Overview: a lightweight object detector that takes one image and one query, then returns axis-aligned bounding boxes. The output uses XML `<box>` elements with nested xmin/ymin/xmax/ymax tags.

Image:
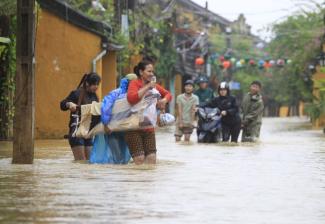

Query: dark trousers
<box><xmin>222</xmin><ymin>122</ymin><xmax>241</xmax><ymax>143</ymax></box>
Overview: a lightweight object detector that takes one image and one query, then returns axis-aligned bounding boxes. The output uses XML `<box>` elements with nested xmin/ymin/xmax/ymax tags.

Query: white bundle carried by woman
<box><xmin>74</xmin><ymin>89</ymin><xmax>160</xmax><ymax>139</ymax></box>
<box><xmin>158</xmin><ymin>113</ymin><xmax>176</xmax><ymax>127</ymax></box>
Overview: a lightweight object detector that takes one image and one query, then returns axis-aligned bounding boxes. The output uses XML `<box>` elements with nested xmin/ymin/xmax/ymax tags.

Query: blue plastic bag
<box><xmin>101</xmin><ymin>78</ymin><xmax>129</xmax><ymax>125</ymax></box>
<box><xmin>90</xmin><ymin>132</ymin><xmax>131</xmax><ymax>164</ymax></box>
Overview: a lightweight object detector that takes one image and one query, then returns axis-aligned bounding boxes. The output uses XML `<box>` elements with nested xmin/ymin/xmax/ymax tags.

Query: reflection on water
<box><xmin>1</xmin><ymin>118</ymin><xmax>325</xmax><ymax>224</ymax></box>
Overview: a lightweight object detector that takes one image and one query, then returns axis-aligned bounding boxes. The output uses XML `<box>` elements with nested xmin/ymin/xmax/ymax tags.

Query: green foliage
<box><xmin>233</xmin><ymin>68</ymin><xmax>261</xmax><ymax>93</ymax></box>
<box><xmin>217</xmin><ymin>2</ymin><xmax>324</xmax><ymax>116</ymax></box>
<box><xmin>231</xmin><ymin>35</ymin><xmax>257</xmax><ymax>58</ymax></box>
<box><xmin>266</xmin><ymin>4</ymin><xmax>324</xmax><ymax>118</ymax></box>
<box><xmin>305</xmin><ymin>79</ymin><xmax>325</xmax><ymax>121</ymax></box>
<box><xmin>268</xmin><ymin>11</ymin><xmax>323</xmax><ymax>72</ymax></box>
<box><xmin>0</xmin><ymin>14</ymin><xmax>16</xmax><ymax>139</ymax></box>
<box><xmin>0</xmin><ymin>0</ymin><xmax>16</xmax><ymax>16</ymax></box>
<box><xmin>67</xmin><ymin>0</ymin><xmax>115</xmax><ymax>24</ymax></box>
<box><xmin>144</xmin><ymin>22</ymin><xmax>177</xmax><ymax>79</ymax></box>
<box><xmin>209</xmin><ymin>33</ymin><xmax>226</xmax><ymax>52</ymax></box>
<box><xmin>67</xmin><ymin>0</ymin><xmax>177</xmax><ymax>78</ymax></box>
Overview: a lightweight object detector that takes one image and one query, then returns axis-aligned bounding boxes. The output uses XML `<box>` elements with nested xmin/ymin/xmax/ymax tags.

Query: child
<box><xmin>175</xmin><ymin>80</ymin><xmax>199</xmax><ymax>142</ymax></box>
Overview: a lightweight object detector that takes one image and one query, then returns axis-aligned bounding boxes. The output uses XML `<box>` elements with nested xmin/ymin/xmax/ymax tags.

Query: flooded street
<box><xmin>1</xmin><ymin>117</ymin><xmax>325</xmax><ymax>224</ymax></box>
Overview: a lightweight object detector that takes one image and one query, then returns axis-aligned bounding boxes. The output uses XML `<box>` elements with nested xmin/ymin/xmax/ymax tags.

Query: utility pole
<box><xmin>13</xmin><ymin>0</ymin><xmax>36</xmax><ymax>164</ymax></box>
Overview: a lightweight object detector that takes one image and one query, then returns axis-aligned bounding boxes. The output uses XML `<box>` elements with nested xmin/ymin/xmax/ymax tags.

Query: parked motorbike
<box><xmin>197</xmin><ymin>107</ymin><xmax>222</xmax><ymax>143</ymax></box>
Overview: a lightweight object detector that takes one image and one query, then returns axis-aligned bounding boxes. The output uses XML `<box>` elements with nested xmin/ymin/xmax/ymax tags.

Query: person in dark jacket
<box><xmin>60</xmin><ymin>72</ymin><xmax>101</xmax><ymax>160</ymax></box>
<box><xmin>194</xmin><ymin>76</ymin><xmax>214</xmax><ymax>105</ymax></box>
<box><xmin>241</xmin><ymin>80</ymin><xmax>264</xmax><ymax>142</ymax></box>
<box><xmin>205</xmin><ymin>82</ymin><xmax>241</xmax><ymax>142</ymax></box>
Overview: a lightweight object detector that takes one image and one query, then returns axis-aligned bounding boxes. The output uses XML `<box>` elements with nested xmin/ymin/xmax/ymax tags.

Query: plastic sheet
<box><xmin>75</xmin><ymin>88</ymin><xmax>161</xmax><ymax>138</ymax></box>
<box><xmin>101</xmin><ymin>78</ymin><xmax>129</xmax><ymax>125</ymax></box>
<box><xmin>89</xmin><ymin>132</ymin><xmax>131</xmax><ymax>164</ymax></box>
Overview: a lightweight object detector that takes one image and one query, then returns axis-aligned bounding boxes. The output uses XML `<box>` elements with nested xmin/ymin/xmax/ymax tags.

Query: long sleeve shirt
<box><xmin>241</xmin><ymin>92</ymin><xmax>264</xmax><ymax>125</ymax></box>
<box><xmin>205</xmin><ymin>95</ymin><xmax>241</xmax><ymax>125</ymax></box>
<box><xmin>127</xmin><ymin>79</ymin><xmax>172</xmax><ymax>105</ymax></box>
<box><xmin>60</xmin><ymin>89</ymin><xmax>98</xmax><ymax>130</ymax></box>
<box><xmin>127</xmin><ymin>79</ymin><xmax>172</xmax><ymax>131</ymax></box>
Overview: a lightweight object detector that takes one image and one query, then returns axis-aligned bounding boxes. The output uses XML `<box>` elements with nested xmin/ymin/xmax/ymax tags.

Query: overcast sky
<box><xmin>191</xmin><ymin>0</ymin><xmax>324</xmax><ymax>40</ymax></box>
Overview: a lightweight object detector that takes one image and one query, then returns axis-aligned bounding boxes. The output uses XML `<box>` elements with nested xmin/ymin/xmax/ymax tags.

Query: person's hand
<box><xmin>146</xmin><ymin>81</ymin><xmax>156</xmax><ymax>89</ymax></box>
<box><xmin>241</xmin><ymin>123</ymin><xmax>245</xmax><ymax>129</ymax></box>
<box><xmin>157</xmin><ymin>98</ymin><xmax>168</xmax><ymax>110</ymax></box>
<box><xmin>192</xmin><ymin>107</ymin><xmax>198</xmax><ymax>113</ymax></box>
<box><xmin>67</xmin><ymin>102</ymin><xmax>77</xmax><ymax>112</ymax></box>
<box><xmin>104</xmin><ymin>126</ymin><xmax>112</xmax><ymax>134</ymax></box>
<box><xmin>221</xmin><ymin>110</ymin><xmax>227</xmax><ymax>116</ymax></box>
<box><xmin>179</xmin><ymin>122</ymin><xmax>184</xmax><ymax>128</ymax></box>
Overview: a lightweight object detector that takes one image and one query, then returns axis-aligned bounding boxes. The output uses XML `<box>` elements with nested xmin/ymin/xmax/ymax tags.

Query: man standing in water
<box><xmin>241</xmin><ymin>81</ymin><xmax>264</xmax><ymax>142</ymax></box>
<box><xmin>175</xmin><ymin>80</ymin><xmax>199</xmax><ymax>142</ymax></box>
<box><xmin>194</xmin><ymin>76</ymin><xmax>214</xmax><ymax>105</ymax></box>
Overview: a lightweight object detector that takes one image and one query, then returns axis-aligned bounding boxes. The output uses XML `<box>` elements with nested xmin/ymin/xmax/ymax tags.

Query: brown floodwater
<box><xmin>0</xmin><ymin>117</ymin><xmax>325</xmax><ymax>224</ymax></box>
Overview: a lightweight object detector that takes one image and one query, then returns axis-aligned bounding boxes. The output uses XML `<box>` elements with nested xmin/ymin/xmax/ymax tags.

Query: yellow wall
<box><xmin>175</xmin><ymin>74</ymin><xmax>182</xmax><ymax>98</ymax></box>
<box><xmin>124</xmin><ymin>54</ymin><xmax>142</xmax><ymax>74</ymax></box>
<box><xmin>35</xmin><ymin>9</ymin><xmax>116</xmax><ymax>138</ymax></box>
<box><xmin>102</xmin><ymin>52</ymin><xmax>117</xmax><ymax>95</ymax></box>
<box><xmin>279</xmin><ymin>106</ymin><xmax>289</xmax><ymax>117</ymax></box>
<box><xmin>299</xmin><ymin>101</ymin><xmax>305</xmax><ymax>117</ymax></box>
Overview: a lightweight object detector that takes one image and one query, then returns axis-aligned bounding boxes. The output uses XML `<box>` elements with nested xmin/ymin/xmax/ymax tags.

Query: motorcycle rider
<box><xmin>205</xmin><ymin>82</ymin><xmax>241</xmax><ymax>143</ymax></box>
<box><xmin>194</xmin><ymin>76</ymin><xmax>214</xmax><ymax>105</ymax></box>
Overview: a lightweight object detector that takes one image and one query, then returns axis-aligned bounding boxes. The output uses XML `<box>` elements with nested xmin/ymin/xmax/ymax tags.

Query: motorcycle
<box><xmin>197</xmin><ymin>107</ymin><xmax>222</xmax><ymax>143</ymax></box>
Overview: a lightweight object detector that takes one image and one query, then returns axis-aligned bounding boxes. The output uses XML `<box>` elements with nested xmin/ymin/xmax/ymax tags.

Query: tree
<box><xmin>267</xmin><ymin>4</ymin><xmax>324</xmax><ymax>115</ymax></box>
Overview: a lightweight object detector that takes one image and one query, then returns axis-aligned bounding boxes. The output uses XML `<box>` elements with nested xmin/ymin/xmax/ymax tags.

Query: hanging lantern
<box><xmin>195</xmin><ymin>57</ymin><xmax>204</xmax><ymax>65</ymax></box>
<box><xmin>240</xmin><ymin>59</ymin><xmax>246</xmax><ymax>65</ymax></box>
<box><xmin>236</xmin><ymin>61</ymin><xmax>242</xmax><ymax>68</ymax></box>
<box><xmin>223</xmin><ymin>60</ymin><xmax>231</xmax><ymax>69</ymax></box>
<box><xmin>277</xmin><ymin>59</ymin><xmax>285</xmax><ymax>67</ymax></box>
<box><xmin>270</xmin><ymin>60</ymin><xmax>276</xmax><ymax>66</ymax></box>
<box><xmin>219</xmin><ymin>55</ymin><xmax>225</xmax><ymax>62</ymax></box>
<box><xmin>264</xmin><ymin>61</ymin><xmax>272</xmax><ymax>69</ymax></box>
<box><xmin>230</xmin><ymin>57</ymin><xmax>236</xmax><ymax>64</ymax></box>
<box><xmin>258</xmin><ymin>60</ymin><xmax>265</xmax><ymax>68</ymax></box>
<box><xmin>224</xmin><ymin>54</ymin><xmax>231</xmax><ymax>60</ymax></box>
<box><xmin>249</xmin><ymin>59</ymin><xmax>256</xmax><ymax>66</ymax></box>
<box><xmin>286</xmin><ymin>59</ymin><xmax>292</xmax><ymax>64</ymax></box>
<box><xmin>211</xmin><ymin>53</ymin><xmax>219</xmax><ymax>61</ymax></box>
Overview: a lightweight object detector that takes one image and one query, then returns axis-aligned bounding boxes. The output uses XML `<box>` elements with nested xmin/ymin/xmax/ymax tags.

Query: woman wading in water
<box><xmin>60</xmin><ymin>73</ymin><xmax>101</xmax><ymax>160</ymax></box>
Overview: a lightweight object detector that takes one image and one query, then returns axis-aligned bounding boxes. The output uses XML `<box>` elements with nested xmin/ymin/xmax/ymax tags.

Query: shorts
<box><xmin>124</xmin><ymin>130</ymin><xmax>157</xmax><ymax>157</ymax></box>
<box><xmin>174</xmin><ymin>126</ymin><xmax>194</xmax><ymax>137</ymax></box>
<box><xmin>69</xmin><ymin>136</ymin><xmax>93</xmax><ymax>148</ymax></box>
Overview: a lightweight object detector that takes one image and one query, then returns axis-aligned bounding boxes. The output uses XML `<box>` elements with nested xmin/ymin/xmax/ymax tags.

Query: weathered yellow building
<box><xmin>312</xmin><ymin>64</ymin><xmax>325</xmax><ymax>127</ymax></box>
<box><xmin>35</xmin><ymin>0</ymin><xmax>120</xmax><ymax>138</ymax></box>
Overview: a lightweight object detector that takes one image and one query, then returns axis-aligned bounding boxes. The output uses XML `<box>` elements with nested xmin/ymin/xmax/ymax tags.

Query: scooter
<box><xmin>197</xmin><ymin>107</ymin><xmax>222</xmax><ymax>143</ymax></box>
